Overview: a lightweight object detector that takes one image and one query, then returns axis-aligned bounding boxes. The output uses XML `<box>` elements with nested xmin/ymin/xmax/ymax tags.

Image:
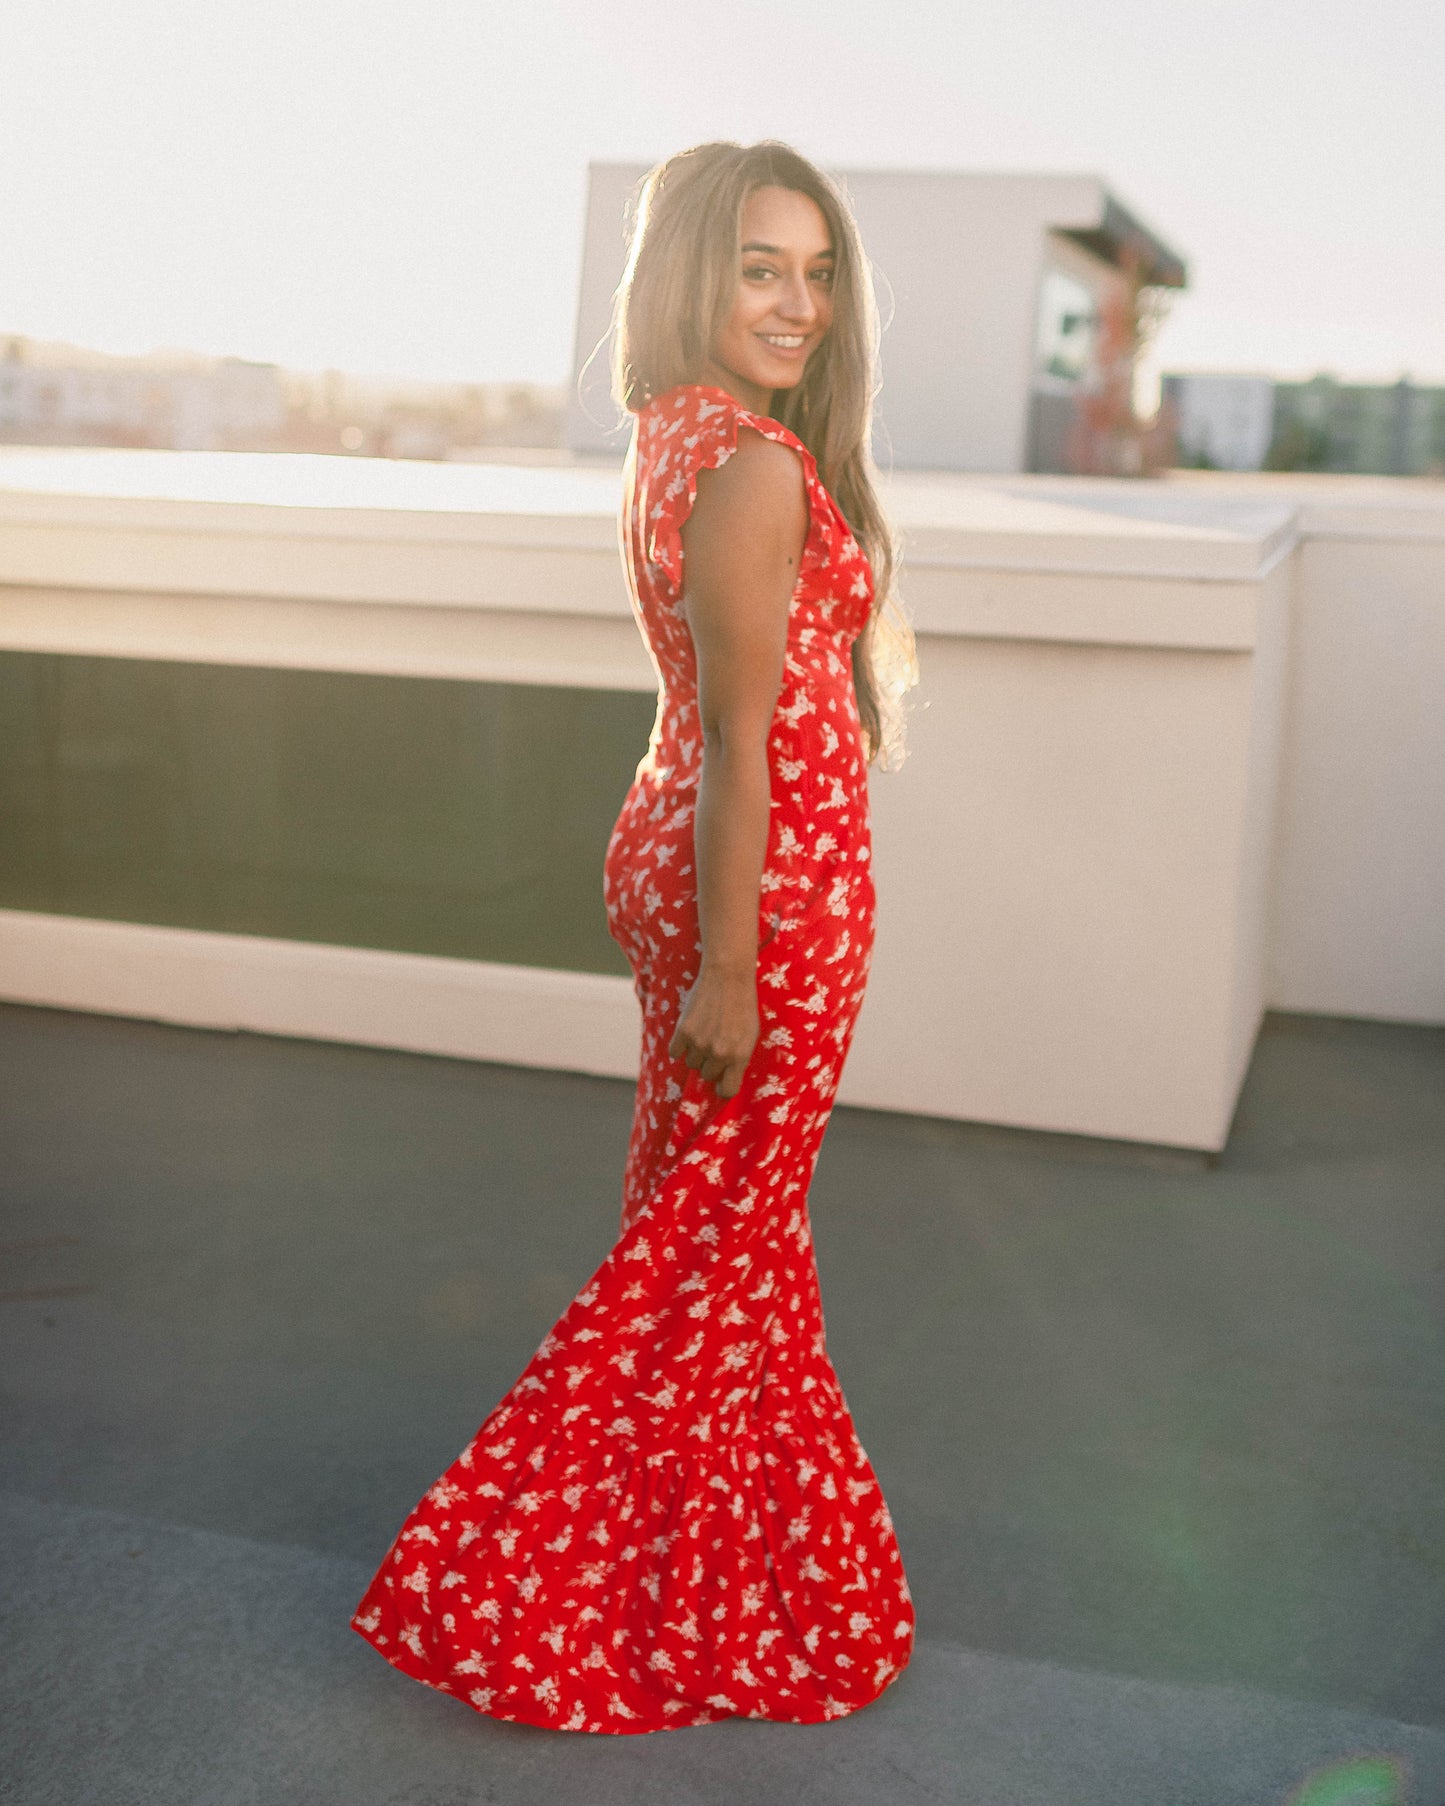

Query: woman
<box><xmin>351</xmin><ymin>139</ymin><xmax>919</xmax><ymax>1735</ymax></box>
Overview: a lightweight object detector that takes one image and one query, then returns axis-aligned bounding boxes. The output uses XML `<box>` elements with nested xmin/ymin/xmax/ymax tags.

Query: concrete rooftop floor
<box><xmin>2</xmin><ymin>998</ymin><xmax>1443</xmax><ymax>1805</ymax></box>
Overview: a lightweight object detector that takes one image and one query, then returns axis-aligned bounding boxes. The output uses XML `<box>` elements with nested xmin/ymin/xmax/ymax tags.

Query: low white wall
<box><xmin>1268</xmin><ymin>506</ymin><xmax>1445</xmax><ymax>1025</ymax></box>
<box><xmin>855</xmin><ymin>561</ymin><xmax>1292</xmax><ymax>1149</ymax></box>
<box><xmin>0</xmin><ymin>449</ymin><xmax>1440</xmax><ymax>1152</ymax></box>
<box><xmin>0</xmin><ymin>912</ymin><xmax>643</xmax><ymax>1078</ymax></box>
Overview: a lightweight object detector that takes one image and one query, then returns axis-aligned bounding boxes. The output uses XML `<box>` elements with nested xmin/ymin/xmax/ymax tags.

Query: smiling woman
<box><xmin>350</xmin><ymin>140</ymin><xmax>920</xmax><ymax>1735</ymax></box>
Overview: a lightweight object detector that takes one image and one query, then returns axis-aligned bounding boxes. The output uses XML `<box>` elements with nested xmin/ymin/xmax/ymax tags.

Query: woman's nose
<box><xmin>775</xmin><ymin>272</ymin><xmax>816</xmax><ymax>322</ymax></box>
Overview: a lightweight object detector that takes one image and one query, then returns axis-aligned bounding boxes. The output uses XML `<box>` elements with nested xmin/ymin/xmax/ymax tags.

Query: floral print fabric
<box><xmin>350</xmin><ymin>382</ymin><xmax>915</xmax><ymax>1733</ymax></box>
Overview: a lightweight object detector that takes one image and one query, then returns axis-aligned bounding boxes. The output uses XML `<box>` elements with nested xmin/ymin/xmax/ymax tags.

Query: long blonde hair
<box><xmin>608</xmin><ymin>140</ymin><xmax>918</xmax><ymax>771</ymax></box>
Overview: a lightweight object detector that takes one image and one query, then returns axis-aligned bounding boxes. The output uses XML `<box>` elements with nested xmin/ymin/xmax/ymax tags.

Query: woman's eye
<box><xmin>741</xmin><ymin>263</ymin><xmax>832</xmax><ymax>286</ymax></box>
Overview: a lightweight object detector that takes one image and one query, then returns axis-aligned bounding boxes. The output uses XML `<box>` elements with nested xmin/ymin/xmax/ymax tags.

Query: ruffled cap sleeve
<box><xmin>643</xmin><ymin>392</ymin><xmax>747</xmax><ymax>590</ymax></box>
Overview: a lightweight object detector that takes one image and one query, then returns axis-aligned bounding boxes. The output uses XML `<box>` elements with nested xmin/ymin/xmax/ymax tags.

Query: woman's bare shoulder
<box><xmin>692</xmin><ymin>422</ymin><xmax>806</xmax><ymax>524</ymax></box>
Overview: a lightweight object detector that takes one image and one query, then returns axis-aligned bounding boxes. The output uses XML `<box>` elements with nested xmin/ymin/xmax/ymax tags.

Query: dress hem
<box><xmin>349</xmin><ymin>1613</ymin><xmax>906</xmax><ymax>1736</ymax></box>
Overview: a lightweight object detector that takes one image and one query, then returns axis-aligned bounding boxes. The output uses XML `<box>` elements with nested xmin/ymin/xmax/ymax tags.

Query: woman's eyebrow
<box><xmin>739</xmin><ymin>241</ymin><xmax>835</xmax><ymax>258</ymax></box>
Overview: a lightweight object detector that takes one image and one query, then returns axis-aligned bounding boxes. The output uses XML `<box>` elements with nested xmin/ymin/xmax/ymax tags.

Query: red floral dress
<box><xmin>350</xmin><ymin>382</ymin><xmax>915</xmax><ymax>1733</ymax></box>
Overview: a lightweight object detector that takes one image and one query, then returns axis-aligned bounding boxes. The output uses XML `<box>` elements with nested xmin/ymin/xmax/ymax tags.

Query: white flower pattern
<box><xmin>350</xmin><ymin>382</ymin><xmax>915</xmax><ymax>1734</ymax></box>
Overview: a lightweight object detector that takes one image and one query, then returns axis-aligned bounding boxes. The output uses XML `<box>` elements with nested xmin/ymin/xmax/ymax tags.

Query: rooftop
<box><xmin>3</xmin><ymin>999</ymin><xmax>1443</xmax><ymax>1803</ymax></box>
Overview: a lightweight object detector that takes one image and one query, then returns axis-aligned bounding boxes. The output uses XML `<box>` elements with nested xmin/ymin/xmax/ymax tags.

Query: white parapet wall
<box><xmin>0</xmin><ymin>448</ymin><xmax>1440</xmax><ymax>1152</ymax></box>
<box><xmin>1266</xmin><ymin>487</ymin><xmax>1445</xmax><ymax>1026</ymax></box>
<box><xmin>856</xmin><ymin>475</ymin><xmax>1300</xmax><ymax>1149</ymax></box>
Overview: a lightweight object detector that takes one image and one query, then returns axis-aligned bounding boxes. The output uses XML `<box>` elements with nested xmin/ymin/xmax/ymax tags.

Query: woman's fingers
<box><xmin>668</xmin><ymin>1030</ymin><xmax>752</xmax><ymax>1094</ymax></box>
<box><xmin>713</xmin><ymin>1045</ymin><xmax>757</xmax><ymax>1093</ymax></box>
<box><xmin>668</xmin><ymin>972</ymin><xmax>759</xmax><ymax>1090</ymax></box>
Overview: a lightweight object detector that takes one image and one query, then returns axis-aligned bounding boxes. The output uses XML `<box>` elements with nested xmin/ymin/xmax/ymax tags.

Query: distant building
<box><xmin>1161</xmin><ymin>374</ymin><xmax>1276</xmax><ymax>471</ymax></box>
<box><xmin>0</xmin><ymin>335</ymin><xmax>565</xmax><ymax>459</ymax></box>
<box><xmin>568</xmin><ymin>164</ymin><xmax>1188</xmax><ymax>474</ymax></box>
<box><xmin>0</xmin><ymin>338</ymin><xmax>284</xmax><ymax>450</ymax></box>
<box><xmin>0</xmin><ymin>346</ymin><xmax>158</xmax><ymax>444</ymax></box>
<box><xmin>1162</xmin><ymin>369</ymin><xmax>1445</xmax><ymax>476</ymax></box>
<box><xmin>167</xmin><ymin>359</ymin><xmax>286</xmax><ymax>450</ymax></box>
<box><xmin>1267</xmin><ymin>376</ymin><xmax>1445</xmax><ymax>477</ymax></box>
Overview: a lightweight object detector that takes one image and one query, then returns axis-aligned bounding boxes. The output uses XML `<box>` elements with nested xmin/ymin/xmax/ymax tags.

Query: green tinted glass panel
<box><xmin>0</xmin><ymin>652</ymin><xmax>656</xmax><ymax>977</ymax></box>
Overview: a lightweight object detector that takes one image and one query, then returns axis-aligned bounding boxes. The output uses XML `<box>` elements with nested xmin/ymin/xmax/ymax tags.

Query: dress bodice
<box><xmin>624</xmin><ymin>383</ymin><xmax>875</xmax><ymax>795</ymax></box>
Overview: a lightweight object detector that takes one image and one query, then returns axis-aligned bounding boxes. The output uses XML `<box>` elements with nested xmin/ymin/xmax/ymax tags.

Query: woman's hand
<box><xmin>669</xmin><ymin>961</ymin><xmax>761</xmax><ymax>1098</ymax></box>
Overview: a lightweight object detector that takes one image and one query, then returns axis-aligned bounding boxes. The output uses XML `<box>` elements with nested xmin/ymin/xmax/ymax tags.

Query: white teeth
<box><xmin>761</xmin><ymin>334</ymin><xmax>805</xmax><ymax>347</ymax></box>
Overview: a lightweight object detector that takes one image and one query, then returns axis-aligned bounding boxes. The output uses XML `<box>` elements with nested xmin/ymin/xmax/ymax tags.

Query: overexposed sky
<box><xmin>4</xmin><ymin>0</ymin><xmax>1442</xmax><ymax>389</ymax></box>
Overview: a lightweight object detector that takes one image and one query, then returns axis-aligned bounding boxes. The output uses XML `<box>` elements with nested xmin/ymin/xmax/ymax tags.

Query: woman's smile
<box><xmin>757</xmin><ymin>331</ymin><xmax>810</xmax><ymax>358</ymax></box>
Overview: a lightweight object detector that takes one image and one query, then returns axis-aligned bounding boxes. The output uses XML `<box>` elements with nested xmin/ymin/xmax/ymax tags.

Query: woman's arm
<box><xmin>669</xmin><ymin>426</ymin><xmax>808</xmax><ymax>1098</ymax></box>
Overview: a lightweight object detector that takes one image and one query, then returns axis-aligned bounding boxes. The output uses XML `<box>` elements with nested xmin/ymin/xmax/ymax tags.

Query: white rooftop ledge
<box><xmin>0</xmin><ymin>445</ymin><xmax>1350</xmax><ymax>656</ymax></box>
<box><xmin>0</xmin><ymin>445</ymin><xmax>1304</xmax><ymax>577</ymax></box>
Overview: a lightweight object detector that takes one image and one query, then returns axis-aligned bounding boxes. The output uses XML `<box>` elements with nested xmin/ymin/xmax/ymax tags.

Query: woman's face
<box><xmin>702</xmin><ymin>184</ymin><xmax>835</xmax><ymax>413</ymax></box>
